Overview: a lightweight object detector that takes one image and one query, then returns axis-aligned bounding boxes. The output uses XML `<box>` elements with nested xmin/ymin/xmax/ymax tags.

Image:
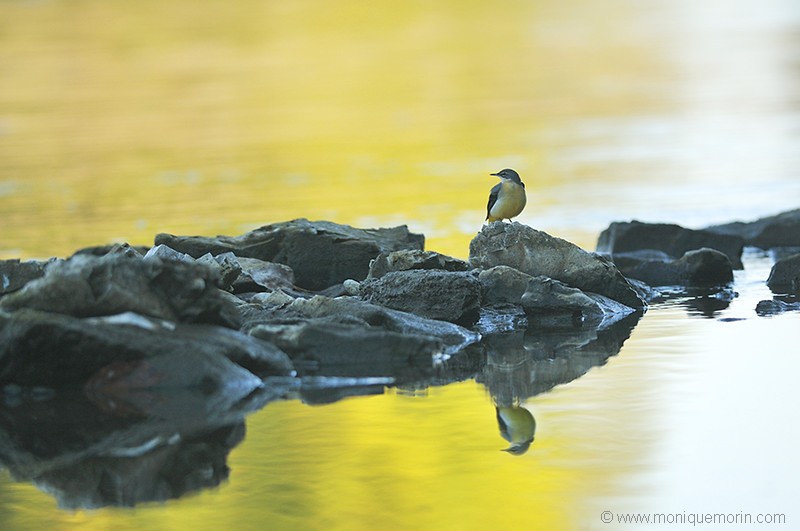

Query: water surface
<box><xmin>1</xmin><ymin>0</ymin><xmax>799</xmax><ymax>529</ymax></box>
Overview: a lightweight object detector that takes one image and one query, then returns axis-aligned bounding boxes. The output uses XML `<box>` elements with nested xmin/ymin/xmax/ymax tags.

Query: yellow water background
<box><xmin>1</xmin><ymin>0</ymin><xmax>800</xmax><ymax>529</ymax></box>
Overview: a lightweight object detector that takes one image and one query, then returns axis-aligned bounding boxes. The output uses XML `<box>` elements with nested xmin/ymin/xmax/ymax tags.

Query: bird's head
<box><xmin>490</xmin><ymin>168</ymin><xmax>522</xmax><ymax>184</ymax></box>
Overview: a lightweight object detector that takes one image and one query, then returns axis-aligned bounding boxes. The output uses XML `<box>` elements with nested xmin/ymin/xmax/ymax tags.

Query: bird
<box><xmin>486</xmin><ymin>168</ymin><xmax>526</xmax><ymax>223</ymax></box>
<box><xmin>496</xmin><ymin>405</ymin><xmax>536</xmax><ymax>455</ymax></box>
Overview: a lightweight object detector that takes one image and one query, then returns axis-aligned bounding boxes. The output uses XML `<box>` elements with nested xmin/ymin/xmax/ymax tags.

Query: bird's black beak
<box><xmin>490</xmin><ymin>172</ymin><xmax>499</xmax><ymax>177</ymax></box>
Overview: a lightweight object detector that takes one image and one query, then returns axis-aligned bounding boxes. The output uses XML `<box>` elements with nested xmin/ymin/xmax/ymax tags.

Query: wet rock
<box><xmin>470</xmin><ymin>222</ymin><xmax>644</xmax><ymax>309</ymax></box>
<box><xmin>766</xmin><ymin>253</ymin><xmax>800</xmax><ymax>294</ymax></box>
<box><xmin>143</xmin><ymin>244</ymin><xmax>195</xmax><ymax>263</ymax></box>
<box><xmin>756</xmin><ymin>298</ymin><xmax>800</xmax><ymax>316</ymax></box>
<box><xmin>0</xmin><ymin>259</ymin><xmax>53</xmax><ymax>296</ymax></box>
<box><xmin>239</xmin><ymin>294</ymin><xmax>480</xmax><ymax>354</ymax></box>
<box><xmin>250</xmin><ymin>322</ymin><xmax>438</xmax><ymax>379</ymax></box>
<box><xmin>155</xmin><ymin>219</ymin><xmax>424</xmax><ymax>291</ymax></box>
<box><xmin>612</xmin><ymin>247</ymin><xmax>734</xmax><ymax>287</ymax></box>
<box><xmin>478</xmin><ymin>266</ymin><xmax>533</xmax><ymax>305</ymax></box>
<box><xmin>0</xmin><ymin>253</ymin><xmax>241</xmax><ymax>328</ymax></box>
<box><xmin>597</xmin><ymin>220</ymin><xmax>744</xmax><ymax>269</ymax></box>
<box><xmin>521</xmin><ymin>276</ymin><xmax>637</xmax><ymax>329</ymax></box>
<box><xmin>770</xmin><ymin>247</ymin><xmax>800</xmax><ymax>262</ymax></box>
<box><xmin>0</xmin><ymin>310</ymin><xmax>293</xmax><ymax>387</ymax></box>
<box><xmin>706</xmin><ymin>208</ymin><xmax>800</xmax><ymax>249</ymax></box>
<box><xmin>360</xmin><ymin>270</ymin><xmax>482</xmax><ymax>326</ymax></box>
<box><xmin>367</xmin><ymin>249</ymin><xmax>469</xmax><ymax>279</ymax></box>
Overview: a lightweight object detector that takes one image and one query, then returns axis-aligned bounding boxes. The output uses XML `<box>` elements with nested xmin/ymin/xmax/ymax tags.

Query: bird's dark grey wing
<box><xmin>486</xmin><ymin>182</ymin><xmax>501</xmax><ymax>219</ymax></box>
<box><xmin>496</xmin><ymin>407</ymin><xmax>510</xmax><ymax>441</ymax></box>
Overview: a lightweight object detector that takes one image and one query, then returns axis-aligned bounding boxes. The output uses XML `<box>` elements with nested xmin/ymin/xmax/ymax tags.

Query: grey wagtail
<box><xmin>485</xmin><ymin>168</ymin><xmax>527</xmax><ymax>223</ymax></box>
<box><xmin>496</xmin><ymin>405</ymin><xmax>536</xmax><ymax>455</ymax></box>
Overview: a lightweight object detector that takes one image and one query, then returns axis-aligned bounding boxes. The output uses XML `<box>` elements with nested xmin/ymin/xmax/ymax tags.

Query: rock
<box><xmin>706</xmin><ymin>208</ymin><xmax>800</xmax><ymax>249</ymax></box>
<box><xmin>0</xmin><ymin>310</ymin><xmax>293</xmax><ymax>387</ymax></box>
<box><xmin>521</xmin><ymin>276</ymin><xmax>637</xmax><ymax>329</ymax></box>
<box><xmin>756</xmin><ymin>299</ymin><xmax>800</xmax><ymax>316</ymax></box>
<box><xmin>766</xmin><ymin>253</ymin><xmax>800</xmax><ymax>294</ymax></box>
<box><xmin>478</xmin><ymin>266</ymin><xmax>533</xmax><ymax>305</ymax></box>
<box><xmin>0</xmin><ymin>253</ymin><xmax>241</xmax><ymax>328</ymax></box>
<box><xmin>196</xmin><ymin>252</ymin><xmax>243</xmax><ymax>290</ymax></box>
<box><xmin>240</xmin><ymin>294</ymin><xmax>480</xmax><ymax>355</ymax></box>
<box><xmin>72</xmin><ymin>243</ymin><xmax>149</xmax><ymax>258</ymax></box>
<box><xmin>360</xmin><ymin>270</ymin><xmax>482</xmax><ymax>326</ymax></box>
<box><xmin>155</xmin><ymin>219</ymin><xmax>424</xmax><ymax>291</ymax></box>
<box><xmin>250</xmin><ymin>322</ymin><xmax>439</xmax><ymax>379</ymax></box>
<box><xmin>367</xmin><ymin>249</ymin><xmax>469</xmax><ymax>279</ymax></box>
<box><xmin>143</xmin><ymin>244</ymin><xmax>195</xmax><ymax>263</ymax></box>
<box><xmin>770</xmin><ymin>247</ymin><xmax>800</xmax><ymax>261</ymax></box>
<box><xmin>597</xmin><ymin>220</ymin><xmax>744</xmax><ymax>269</ymax></box>
<box><xmin>612</xmin><ymin>247</ymin><xmax>734</xmax><ymax>287</ymax></box>
<box><xmin>469</xmin><ymin>222</ymin><xmax>644</xmax><ymax>309</ymax></box>
<box><xmin>230</xmin><ymin>257</ymin><xmax>295</xmax><ymax>294</ymax></box>
<box><xmin>0</xmin><ymin>259</ymin><xmax>53</xmax><ymax>296</ymax></box>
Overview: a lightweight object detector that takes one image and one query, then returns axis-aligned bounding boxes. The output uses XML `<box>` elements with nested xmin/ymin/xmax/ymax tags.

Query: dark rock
<box><xmin>706</xmin><ymin>208</ymin><xmax>800</xmax><ymax>249</ymax></box>
<box><xmin>597</xmin><ymin>220</ymin><xmax>744</xmax><ymax>269</ymax></box>
<box><xmin>766</xmin><ymin>253</ymin><xmax>800</xmax><ymax>294</ymax></box>
<box><xmin>469</xmin><ymin>222</ymin><xmax>644</xmax><ymax>309</ymax></box>
<box><xmin>478</xmin><ymin>266</ymin><xmax>533</xmax><ymax>305</ymax></box>
<box><xmin>367</xmin><ymin>249</ymin><xmax>469</xmax><ymax>279</ymax></box>
<box><xmin>155</xmin><ymin>219</ymin><xmax>424</xmax><ymax>291</ymax></box>
<box><xmin>230</xmin><ymin>257</ymin><xmax>295</xmax><ymax>294</ymax></box>
<box><xmin>360</xmin><ymin>270</ymin><xmax>482</xmax><ymax>326</ymax></box>
<box><xmin>0</xmin><ymin>310</ymin><xmax>293</xmax><ymax>386</ymax></box>
<box><xmin>521</xmin><ymin>276</ymin><xmax>637</xmax><ymax>329</ymax></box>
<box><xmin>142</xmin><ymin>244</ymin><xmax>194</xmax><ymax>263</ymax></box>
<box><xmin>612</xmin><ymin>247</ymin><xmax>734</xmax><ymax>287</ymax></box>
<box><xmin>0</xmin><ymin>259</ymin><xmax>53</xmax><ymax>296</ymax></box>
<box><xmin>0</xmin><ymin>253</ymin><xmax>241</xmax><ymax>328</ymax></box>
<box><xmin>756</xmin><ymin>298</ymin><xmax>800</xmax><ymax>316</ymax></box>
<box><xmin>239</xmin><ymin>294</ymin><xmax>480</xmax><ymax>355</ymax></box>
<box><xmin>250</xmin><ymin>322</ymin><xmax>438</xmax><ymax>379</ymax></box>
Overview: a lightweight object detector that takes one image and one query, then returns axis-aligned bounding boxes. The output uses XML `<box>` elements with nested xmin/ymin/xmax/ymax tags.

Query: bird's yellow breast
<box><xmin>489</xmin><ymin>181</ymin><xmax>527</xmax><ymax>221</ymax></box>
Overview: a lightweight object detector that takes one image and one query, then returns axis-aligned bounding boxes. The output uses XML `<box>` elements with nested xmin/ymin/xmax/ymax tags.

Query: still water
<box><xmin>1</xmin><ymin>0</ymin><xmax>799</xmax><ymax>529</ymax></box>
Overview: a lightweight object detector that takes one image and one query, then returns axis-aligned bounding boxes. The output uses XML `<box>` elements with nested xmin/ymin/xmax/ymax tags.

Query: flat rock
<box><xmin>706</xmin><ymin>208</ymin><xmax>800</xmax><ymax>249</ymax></box>
<box><xmin>521</xmin><ymin>276</ymin><xmax>637</xmax><ymax>329</ymax></box>
<box><xmin>155</xmin><ymin>219</ymin><xmax>424</xmax><ymax>291</ymax></box>
<box><xmin>0</xmin><ymin>310</ymin><xmax>293</xmax><ymax>387</ymax></box>
<box><xmin>367</xmin><ymin>249</ymin><xmax>469</xmax><ymax>279</ymax></box>
<box><xmin>0</xmin><ymin>253</ymin><xmax>240</xmax><ymax>328</ymax></box>
<box><xmin>597</xmin><ymin>220</ymin><xmax>744</xmax><ymax>269</ymax></box>
<box><xmin>766</xmin><ymin>253</ymin><xmax>800</xmax><ymax>294</ymax></box>
<box><xmin>360</xmin><ymin>270</ymin><xmax>482</xmax><ymax>326</ymax></box>
<box><xmin>611</xmin><ymin>247</ymin><xmax>734</xmax><ymax>287</ymax></box>
<box><xmin>470</xmin><ymin>222</ymin><xmax>644</xmax><ymax>309</ymax></box>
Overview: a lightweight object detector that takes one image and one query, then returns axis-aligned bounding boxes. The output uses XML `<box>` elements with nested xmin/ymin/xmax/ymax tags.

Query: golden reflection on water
<box><xmin>1</xmin><ymin>0</ymin><xmax>800</xmax><ymax>529</ymax></box>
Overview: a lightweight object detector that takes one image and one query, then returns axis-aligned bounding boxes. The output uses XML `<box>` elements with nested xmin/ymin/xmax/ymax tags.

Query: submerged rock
<box><xmin>360</xmin><ymin>270</ymin><xmax>482</xmax><ymax>326</ymax></box>
<box><xmin>470</xmin><ymin>222</ymin><xmax>644</xmax><ymax>309</ymax></box>
<box><xmin>367</xmin><ymin>249</ymin><xmax>469</xmax><ymax>279</ymax></box>
<box><xmin>766</xmin><ymin>253</ymin><xmax>800</xmax><ymax>294</ymax></box>
<box><xmin>0</xmin><ymin>253</ymin><xmax>241</xmax><ymax>328</ymax></box>
<box><xmin>521</xmin><ymin>276</ymin><xmax>637</xmax><ymax>329</ymax></box>
<box><xmin>597</xmin><ymin>220</ymin><xmax>744</xmax><ymax>269</ymax></box>
<box><xmin>155</xmin><ymin>219</ymin><xmax>424</xmax><ymax>291</ymax></box>
<box><xmin>611</xmin><ymin>247</ymin><xmax>734</xmax><ymax>287</ymax></box>
<box><xmin>706</xmin><ymin>208</ymin><xmax>800</xmax><ymax>249</ymax></box>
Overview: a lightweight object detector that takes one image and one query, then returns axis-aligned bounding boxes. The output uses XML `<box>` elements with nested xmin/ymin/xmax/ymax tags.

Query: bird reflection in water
<box><xmin>495</xmin><ymin>404</ymin><xmax>536</xmax><ymax>455</ymax></box>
